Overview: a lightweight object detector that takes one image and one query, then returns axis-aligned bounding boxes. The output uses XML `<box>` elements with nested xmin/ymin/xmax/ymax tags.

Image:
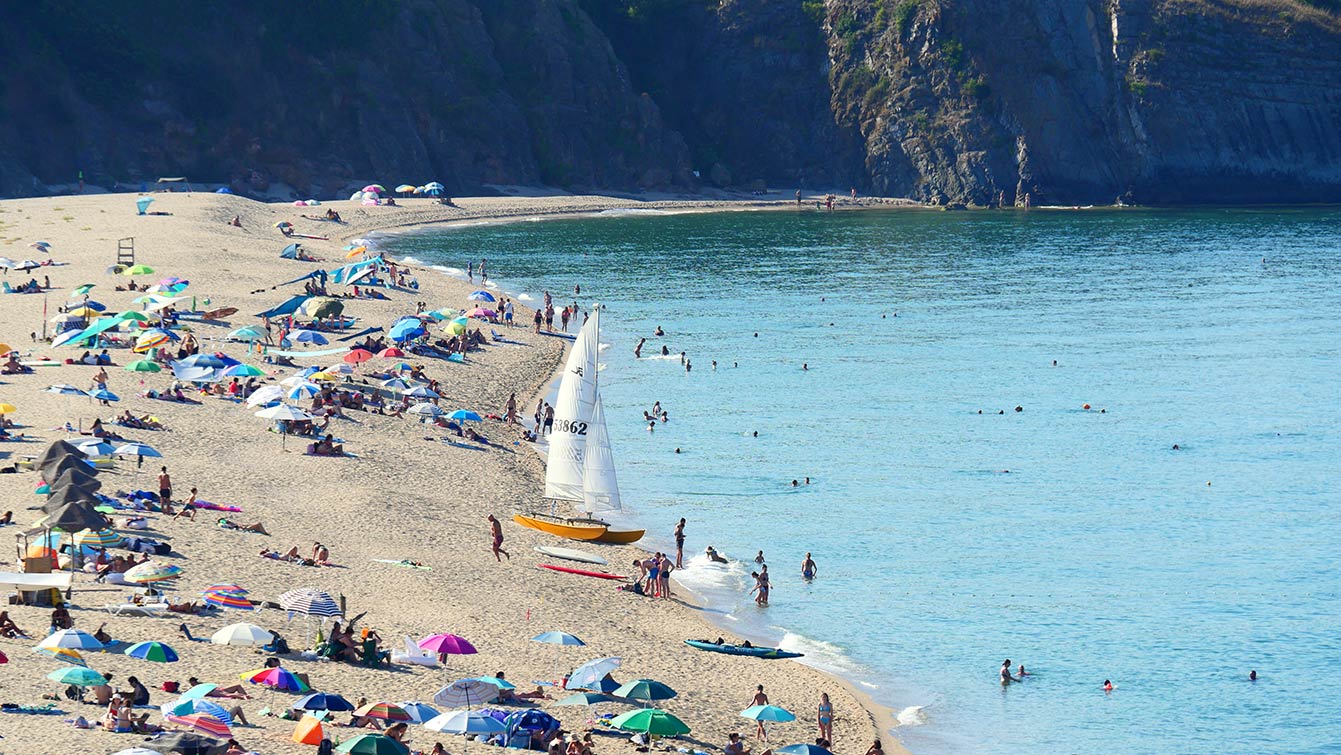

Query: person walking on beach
<box><xmin>487</xmin><ymin>514</ymin><xmax>509</xmax><ymax>562</ymax></box>
<box><xmin>533</xmin><ymin>308</ymin><xmax>543</xmax><ymax>333</ymax></box>
<box><xmin>505</xmin><ymin>299</ymin><xmax>514</xmax><ymax>326</ymax></box>
<box><xmin>505</xmin><ymin>393</ymin><xmax>518</xmax><ymax>425</ymax></box>
<box><xmin>750</xmin><ymin>685</ymin><xmax>770</xmax><ymax>740</ymax></box>
<box><xmin>543</xmin><ymin>404</ymin><xmax>555</xmax><ymax>437</ymax></box>
<box><xmin>817</xmin><ymin>692</ymin><xmax>834</xmax><ymax>744</ymax></box>
<box><xmin>674</xmin><ymin>518</ymin><xmax>686</xmax><ymax>568</ymax></box>
<box><xmin>158</xmin><ymin>466</ymin><xmax>172</xmax><ymax>507</ymax></box>
<box><xmin>467</xmin><ymin>261</ymin><xmax>473</xmax><ymax>282</ymax></box>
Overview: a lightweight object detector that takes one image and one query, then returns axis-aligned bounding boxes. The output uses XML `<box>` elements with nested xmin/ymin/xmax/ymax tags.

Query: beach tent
<box><xmin>156</xmin><ymin>177</ymin><xmax>192</xmax><ymax>191</ymax></box>
<box><xmin>135</xmin><ymin>197</ymin><xmax>154</xmax><ymax>215</ymax></box>
<box><xmin>215</xmin><ymin>187</ymin><xmax>233</xmax><ymax>194</ymax></box>
<box><xmin>255</xmin><ymin>294</ymin><xmax>311</xmax><ymax>319</ymax></box>
<box><xmin>279</xmin><ymin>243</ymin><xmax>301</xmax><ymax>259</ymax></box>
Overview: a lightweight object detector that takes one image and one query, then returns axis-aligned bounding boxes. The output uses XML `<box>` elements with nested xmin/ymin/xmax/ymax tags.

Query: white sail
<box><xmin>543</xmin><ymin>308</ymin><xmax>600</xmax><ymax>501</ymax></box>
<box><xmin>580</xmin><ymin>393</ymin><xmax>621</xmax><ymax>514</ymax></box>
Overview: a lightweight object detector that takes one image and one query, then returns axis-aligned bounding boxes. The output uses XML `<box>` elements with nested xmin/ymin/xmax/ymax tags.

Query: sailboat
<box><xmin>513</xmin><ymin>310</ymin><xmax>644</xmax><ymax>544</ymax></box>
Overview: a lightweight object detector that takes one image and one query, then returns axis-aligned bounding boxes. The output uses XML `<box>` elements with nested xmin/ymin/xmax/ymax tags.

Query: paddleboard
<box><xmin>537</xmin><ymin>563</ymin><xmax>625</xmax><ymax>580</ymax></box>
<box><xmin>535</xmin><ymin>546</ymin><xmax>608</xmax><ymax>565</ymax></box>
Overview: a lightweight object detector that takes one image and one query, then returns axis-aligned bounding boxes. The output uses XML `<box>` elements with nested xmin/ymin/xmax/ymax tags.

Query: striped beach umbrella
<box><xmin>352</xmin><ymin>701</ymin><xmax>412</xmax><ymax>723</ymax></box>
<box><xmin>203</xmin><ymin>590</ymin><xmax>254</xmax><ymax>611</ymax></box>
<box><xmin>124</xmin><ymin>641</ymin><xmax>179</xmax><ymax>663</ymax></box>
<box><xmin>241</xmin><ymin>666</ymin><xmax>309</xmax><ymax>693</ymax></box>
<box><xmin>73</xmin><ymin>529</ymin><xmax>124</xmax><ymax>548</ymax></box>
<box><xmin>162</xmin><ymin>697</ymin><xmax>235</xmax><ymax>725</ymax></box>
<box><xmin>166</xmin><ymin>712</ymin><xmax>232</xmax><ymax>738</ymax></box>
<box><xmin>222</xmin><ymin>363</ymin><xmax>264</xmax><ymax>377</ymax></box>
<box><xmin>124</xmin><ymin>560</ymin><xmax>183</xmax><ymax>584</ymax></box>
<box><xmin>278</xmin><ymin>588</ymin><xmax>341</xmax><ymax>617</ymax></box>
<box><xmin>34</xmin><ymin>646</ymin><xmax>87</xmax><ymax>667</ymax></box>
<box><xmin>38</xmin><ymin>629</ymin><xmax>104</xmax><ymax>652</ymax></box>
<box><xmin>204</xmin><ymin>583</ymin><xmax>248</xmax><ymax>595</ymax></box>
<box><xmin>47</xmin><ymin>666</ymin><xmax>107</xmax><ymax>687</ymax></box>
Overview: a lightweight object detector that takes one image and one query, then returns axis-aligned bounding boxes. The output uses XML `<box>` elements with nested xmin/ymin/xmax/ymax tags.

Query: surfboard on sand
<box><xmin>535</xmin><ymin>545</ymin><xmax>608</xmax><ymax>565</ymax></box>
<box><xmin>537</xmin><ymin>563</ymin><xmax>625</xmax><ymax>580</ymax></box>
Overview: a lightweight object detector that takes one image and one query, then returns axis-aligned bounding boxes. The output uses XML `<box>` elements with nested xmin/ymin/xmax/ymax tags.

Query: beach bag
<box><xmin>161</xmin><ymin>681</ymin><xmax>179</xmax><ymax>693</ymax></box>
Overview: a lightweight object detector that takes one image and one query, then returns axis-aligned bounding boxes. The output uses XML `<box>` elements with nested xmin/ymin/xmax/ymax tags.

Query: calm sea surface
<box><xmin>378</xmin><ymin>208</ymin><xmax>1340</xmax><ymax>755</ymax></box>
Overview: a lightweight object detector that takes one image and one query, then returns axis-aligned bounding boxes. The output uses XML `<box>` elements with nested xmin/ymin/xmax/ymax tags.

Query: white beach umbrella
<box><xmin>75</xmin><ymin>439</ymin><xmax>118</xmax><ymax>458</ymax></box>
<box><xmin>407</xmin><ymin>402</ymin><xmax>444</xmax><ymax>417</ymax></box>
<box><xmin>211</xmin><ymin>623</ymin><xmax>273</xmax><ymax>647</ymax></box>
<box><xmin>113</xmin><ymin>442</ymin><xmax>162</xmax><ymax>459</ymax></box>
<box><xmin>44</xmin><ymin>384</ymin><xmax>88</xmax><ymax>397</ymax></box>
<box><xmin>424</xmin><ymin>709</ymin><xmax>506</xmax><ymax>734</ymax></box>
<box><xmin>245</xmin><ymin>385</ymin><xmax>286</xmax><ymax>406</ymax></box>
<box><xmin>38</xmin><ymin>629</ymin><xmax>105</xmax><ymax>652</ymax></box>
<box><xmin>254</xmin><ymin>404</ymin><xmax>313</xmax><ymax>421</ymax></box>
<box><xmin>404</xmin><ymin>385</ymin><xmax>440</xmax><ymax>399</ymax></box>
<box><xmin>432</xmin><ymin>679</ymin><xmax>498</xmax><ymax>708</ymax></box>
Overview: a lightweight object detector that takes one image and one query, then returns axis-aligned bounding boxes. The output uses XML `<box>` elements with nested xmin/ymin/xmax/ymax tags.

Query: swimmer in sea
<box><xmin>801</xmin><ymin>552</ymin><xmax>817</xmax><ymax>579</ymax></box>
<box><xmin>655</xmin><ymin>326</ymin><xmax>665</xmax><ymax>336</ymax></box>
<box><xmin>755</xmin><ymin>550</ymin><xmax>765</xmax><ymax>564</ymax></box>
<box><xmin>802</xmin><ymin>363</ymin><xmax>808</xmax><ymax>371</ymax></box>
<box><xmin>705</xmin><ymin>546</ymin><xmax>727</xmax><ymax>564</ymax></box>
<box><xmin>661</xmin><ymin>345</ymin><xmax>670</xmax><ymax>356</ymax></box>
<box><xmin>791</xmin><ymin>480</ymin><xmax>799</xmax><ymax>487</ymax></box>
<box><xmin>712</xmin><ymin>360</ymin><xmax>717</xmax><ymax>370</ymax></box>
<box><xmin>634</xmin><ymin>338</ymin><xmax>645</xmax><ymax>358</ymax></box>
<box><xmin>1000</xmin><ymin>660</ymin><xmax>1018</xmax><ymax>684</ymax></box>
<box><xmin>1102</xmin><ymin>679</ymin><xmax>1113</xmax><ymax>692</ymax></box>
<box><xmin>1017</xmin><ymin>664</ymin><xmax>1030</xmax><ymax>677</ymax></box>
<box><xmin>1249</xmin><ymin>670</ymin><xmax>1257</xmax><ymax>681</ymax></box>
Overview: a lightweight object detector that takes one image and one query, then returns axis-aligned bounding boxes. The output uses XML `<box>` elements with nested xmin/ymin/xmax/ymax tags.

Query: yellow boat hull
<box><xmin>513</xmin><ymin>514</ymin><xmax>607</xmax><ymax>541</ymax></box>
<box><xmin>592</xmin><ymin>529</ymin><xmax>645</xmax><ymax>544</ymax></box>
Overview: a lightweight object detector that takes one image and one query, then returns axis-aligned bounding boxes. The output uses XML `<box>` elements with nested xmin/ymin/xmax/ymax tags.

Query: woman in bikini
<box><xmin>817</xmin><ymin>693</ymin><xmax>834</xmax><ymax>743</ymax></box>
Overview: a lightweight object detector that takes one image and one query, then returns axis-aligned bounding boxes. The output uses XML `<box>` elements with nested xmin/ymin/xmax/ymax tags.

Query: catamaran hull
<box><xmin>513</xmin><ymin>514</ymin><xmax>607</xmax><ymax>541</ymax></box>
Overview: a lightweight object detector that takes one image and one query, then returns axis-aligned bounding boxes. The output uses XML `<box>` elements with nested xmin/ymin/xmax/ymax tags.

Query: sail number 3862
<box><xmin>555</xmin><ymin>420</ymin><xmax>588</xmax><ymax>435</ymax></box>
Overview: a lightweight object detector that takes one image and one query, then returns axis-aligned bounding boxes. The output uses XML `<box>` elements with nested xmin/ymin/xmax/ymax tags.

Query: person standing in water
<box><xmin>487</xmin><ymin>514</ymin><xmax>509</xmax><ymax>562</ymax></box>
<box><xmin>1000</xmin><ymin>659</ymin><xmax>1018</xmax><ymax>684</ymax></box>
<box><xmin>467</xmin><ymin>261</ymin><xmax>473</xmax><ymax>282</ymax></box>
<box><xmin>634</xmin><ymin>338</ymin><xmax>645</xmax><ymax>358</ymax></box>
<box><xmin>801</xmin><ymin>553</ymin><xmax>818</xmax><ymax>579</ymax></box>
<box><xmin>674</xmin><ymin>518</ymin><xmax>686</xmax><ymax>568</ymax></box>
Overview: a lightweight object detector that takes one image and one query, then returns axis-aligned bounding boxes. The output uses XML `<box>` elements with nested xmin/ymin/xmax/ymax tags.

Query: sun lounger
<box><xmin>389</xmin><ymin>635</ymin><xmax>437</xmax><ymax>667</ymax></box>
<box><xmin>104</xmin><ymin>603</ymin><xmax>169</xmax><ymax>617</ymax></box>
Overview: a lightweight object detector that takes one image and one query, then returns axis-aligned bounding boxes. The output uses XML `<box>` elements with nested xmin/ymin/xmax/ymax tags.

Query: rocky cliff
<box><xmin>2</xmin><ymin>0</ymin><xmax>1339</xmax><ymax>204</ymax></box>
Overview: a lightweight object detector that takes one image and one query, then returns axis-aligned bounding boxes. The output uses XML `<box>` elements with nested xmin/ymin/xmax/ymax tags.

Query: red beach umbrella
<box><xmin>343</xmin><ymin>348</ymin><xmax>375</xmax><ymax>365</ymax></box>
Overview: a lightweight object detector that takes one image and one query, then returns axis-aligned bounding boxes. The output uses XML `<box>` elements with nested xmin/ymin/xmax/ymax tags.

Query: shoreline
<box><xmin>0</xmin><ymin>190</ymin><xmax>908</xmax><ymax>755</ymax></box>
<box><xmin>360</xmin><ymin>204</ymin><xmax>914</xmax><ymax>754</ymax></box>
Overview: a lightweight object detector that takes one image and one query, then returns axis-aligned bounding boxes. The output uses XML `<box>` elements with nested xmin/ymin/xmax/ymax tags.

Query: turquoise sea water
<box><xmin>379</xmin><ymin>208</ymin><xmax>1340</xmax><ymax>755</ymax></box>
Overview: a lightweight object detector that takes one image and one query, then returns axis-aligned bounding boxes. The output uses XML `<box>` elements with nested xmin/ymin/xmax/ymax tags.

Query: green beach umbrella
<box><xmin>123</xmin><ymin>264</ymin><xmax>155</xmax><ymax>277</ymax></box>
<box><xmin>47</xmin><ymin>666</ymin><xmax>107</xmax><ymax>687</ymax></box>
<box><xmin>124</xmin><ymin>359</ymin><xmax>162</xmax><ymax>373</ymax></box>
<box><xmin>72</xmin><ymin>284</ymin><xmax>96</xmax><ymax>296</ymax></box>
<box><xmin>124</xmin><ymin>641</ymin><xmax>180</xmax><ymax>663</ymax></box>
<box><xmin>228</xmin><ymin>325</ymin><xmax>266</xmax><ymax>341</ymax></box>
<box><xmin>613</xmin><ymin>679</ymin><xmax>678</xmax><ymax>701</ymax></box>
<box><xmin>552</xmin><ymin>692</ymin><xmax>618</xmax><ymax>707</ymax></box>
<box><xmin>334</xmin><ymin>733</ymin><xmax>410</xmax><ymax>755</ymax></box>
<box><xmin>222</xmin><ymin>363</ymin><xmax>265</xmax><ymax>377</ymax></box>
<box><xmin>73</xmin><ymin>529</ymin><xmax>123</xmax><ymax>548</ymax></box>
<box><xmin>610</xmin><ymin>708</ymin><xmax>690</xmax><ymax>736</ymax></box>
<box><xmin>118</xmin><ymin>310</ymin><xmax>154</xmax><ymax>323</ymax></box>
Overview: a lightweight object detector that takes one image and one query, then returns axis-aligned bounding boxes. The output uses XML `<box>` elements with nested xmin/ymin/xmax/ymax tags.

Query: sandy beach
<box><xmin>0</xmin><ymin>191</ymin><xmax>907</xmax><ymax>755</ymax></box>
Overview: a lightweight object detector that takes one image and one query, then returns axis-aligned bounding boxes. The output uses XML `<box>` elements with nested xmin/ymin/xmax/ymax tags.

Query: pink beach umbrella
<box><xmin>465</xmin><ymin>308</ymin><xmax>496</xmax><ymax>319</ymax></box>
<box><xmin>418</xmin><ymin>633</ymin><xmax>477</xmax><ymax>657</ymax></box>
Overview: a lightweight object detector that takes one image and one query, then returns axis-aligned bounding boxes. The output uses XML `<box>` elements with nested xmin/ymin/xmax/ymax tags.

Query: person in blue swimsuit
<box><xmin>801</xmin><ymin>553</ymin><xmax>818</xmax><ymax>580</ymax></box>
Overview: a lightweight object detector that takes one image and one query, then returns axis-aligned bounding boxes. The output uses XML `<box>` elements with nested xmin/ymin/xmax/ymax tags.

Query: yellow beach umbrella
<box><xmin>0</xmin><ymin>343</ymin><xmax>12</xmax><ymax>355</ymax></box>
<box><xmin>344</xmin><ymin>246</ymin><xmax>368</xmax><ymax>259</ymax></box>
<box><xmin>307</xmin><ymin>371</ymin><xmax>338</xmax><ymax>382</ymax></box>
<box><xmin>66</xmin><ymin>306</ymin><xmax>100</xmax><ymax>318</ymax></box>
<box><xmin>0</xmin><ymin>403</ymin><xmax>17</xmax><ymax>415</ymax></box>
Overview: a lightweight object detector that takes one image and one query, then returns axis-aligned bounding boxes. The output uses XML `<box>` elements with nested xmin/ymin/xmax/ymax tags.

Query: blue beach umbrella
<box><xmin>467</xmin><ymin>290</ymin><xmax>496</xmax><ymax>303</ymax></box>
<box><xmin>293</xmin><ymin>692</ymin><xmax>357</xmax><ymax>713</ymax></box>
<box><xmin>124</xmin><ymin>641</ymin><xmax>180</xmax><ymax>663</ymax></box>
<box><xmin>775</xmin><ymin>746</ymin><xmax>834</xmax><ymax>755</ymax></box>
<box><xmin>447</xmin><ymin>410</ymin><xmax>482</xmax><ymax>422</ymax></box>
<box><xmin>176</xmin><ymin>353</ymin><xmax>226</xmax><ymax>369</ymax></box>
<box><xmin>288</xmin><ymin>329</ymin><xmax>328</xmax><ymax>345</ymax></box>
<box><xmin>531</xmin><ymin>631</ymin><xmax>585</xmax><ymax>646</ymax></box>
<box><xmin>396</xmin><ymin>701</ymin><xmax>441</xmax><ymax>724</ymax></box>
<box><xmin>88</xmin><ymin>389</ymin><xmax>120</xmax><ymax>403</ymax></box>
<box><xmin>163</xmin><ymin>696</ymin><xmax>235</xmax><ymax>725</ymax></box>
<box><xmin>475</xmin><ymin>675</ymin><xmax>516</xmax><ymax>691</ymax></box>
<box><xmin>740</xmin><ymin>704</ymin><xmax>796</xmax><ymax>722</ymax></box>
<box><xmin>388</xmin><ymin>319</ymin><xmax>425</xmax><ymax>342</ymax></box>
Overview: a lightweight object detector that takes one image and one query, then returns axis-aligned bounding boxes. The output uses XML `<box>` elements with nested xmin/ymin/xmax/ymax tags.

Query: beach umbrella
<box><xmin>254</xmin><ymin>404</ymin><xmax>313</xmax><ymax>421</ymax></box>
<box><xmin>465</xmin><ymin>308</ymin><xmax>496</xmax><ymax>319</ymax></box>
<box><xmin>741</xmin><ymin>704</ymin><xmax>796</xmax><ymax>723</ymax></box>
<box><xmin>403</xmin><ymin>385</ymin><xmax>439</xmax><ymax>399</ymax></box>
<box><xmin>334</xmin><ymin>733</ymin><xmax>409</xmax><ymax>755</ymax></box>
<box><xmin>0</xmin><ymin>402</ymin><xmax>15</xmax><ymax>415</ymax></box>
<box><xmin>613</xmin><ymin>679</ymin><xmax>678</xmax><ymax>701</ymax></box>
<box><xmin>423</xmin><ymin>709</ymin><xmax>507</xmax><ymax>735</ymax></box>
<box><xmin>381</xmin><ymin>378</ymin><xmax>410</xmax><ymax>391</ymax></box>
<box><xmin>568</xmin><ymin>657</ymin><xmax>622</xmax><ymax>690</ymax></box>
<box><xmin>279</xmin><ymin>374</ymin><xmax>315</xmax><ymax>387</ymax></box>
<box><xmin>15</xmin><ymin>259</ymin><xmax>41</xmax><ymax>270</ymax></box>
<box><xmin>47</xmin><ymin>665</ymin><xmax>107</xmax><ymax>687</ymax></box>
<box><xmin>447</xmin><ymin>409</ymin><xmax>482</xmax><ymax>422</ymax></box>
<box><xmin>162</xmin><ymin>698</ymin><xmax>234</xmax><ymax>726</ymax></box>
<box><xmin>377</xmin><ymin>347</ymin><xmax>405</xmax><ymax>358</ymax></box>
<box><xmin>287</xmin><ymin>329</ymin><xmax>328</xmax><ymax>345</ymax></box>
<box><xmin>66</xmin><ymin>306</ymin><xmax>101</xmax><ymax>318</ymax></box>
<box><xmin>278</xmin><ymin>588</ymin><xmax>341</xmax><ymax>617</ymax></box>
<box><xmin>353</xmin><ymin>701</ymin><xmax>412</xmax><ymax>723</ymax></box>
<box><xmin>552</xmin><ymin>692</ymin><xmax>617</xmax><ymax>707</ymax></box>
<box><xmin>174</xmin><ymin>365</ymin><xmax>223</xmax><ymax>384</ymax></box>
<box><xmin>292</xmin><ymin>714</ymin><xmax>326</xmax><ymax>745</ymax></box>
<box><xmin>425</xmin><ymin>182</ymin><xmax>444</xmax><ymax>196</ymax></box>
<box><xmin>304</xmin><ymin>298</ymin><xmax>345</xmax><ymax>320</ymax></box>
<box><xmin>204</xmin><ymin>583</ymin><xmax>247</xmax><ymax>594</ymax></box>
<box><xmin>431</xmin><ymin>678</ymin><xmax>496</xmax><ymax>708</ymax></box>
<box><xmin>292</xmin><ymin>692</ymin><xmax>356</xmax><ymax>713</ymax></box>
<box><xmin>124</xmin><ymin>561</ymin><xmax>183</xmax><ymax>583</ymax></box>
<box><xmin>125</xmin><ymin>359</ymin><xmax>163</xmax><ymax>372</ymax></box>
<box><xmin>323</xmin><ymin>362</ymin><xmax>354</xmax><ymax>376</ymax></box>
<box><xmin>118</xmin><ymin>309</ymin><xmax>154</xmax><ymax>323</ymax></box>
<box><xmin>176</xmin><ymin>353</ymin><xmax>226</xmax><ymax>369</ymax></box>
<box><xmin>345</xmin><ymin>246</ymin><xmax>369</xmax><ymax>259</ymax></box>
<box><xmin>344</xmin><ymin>348</ymin><xmax>375</xmax><ymax>364</ymax></box>
<box><xmin>221</xmin><ymin>363</ymin><xmax>264</xmax><ymax>377</ymax></box>
<box><xmin>179</xmin><ymin>684</ymin><xmax>218</xmax><ymax>700</ymax></box>
<box><xmin>41</xmin><ymin>501</ymin><xmax>112</xmax><ymax>533</ymax></box>
<box><xmin>135</xmin><ymin>197</ymin><xmax>154</xmax><ymax>215</ymax></box>
<box><xmin>141</xmin><ymin>731</ymin><xmax>229</xmax><ymax>755</ymax></box>
<box><xmin>110</xmin><ymin>749</ymin><xmax>162</xmax><ymax>755</ymax></box>
<box><xmin>73</xmin><ymin>528</ymin><xmax>122</xmax><ymax>548</ymax></box>
<box><xmin>166</xmin><ymin>713</ymin><xmax>232</xmax><ymax>739</ymax></box>
<box><xmin>774</xmin><ymin>745</ymin><xmax>834</xmax><ymax>755</ymax></box>
<box><xmin>51</xmin><ymin>467</ymin><xmax>101</xmax><ymax>492</ymax></box>
<box><xmin>34</xmin><ymin>646</ymin><xmax>87</xmax><ymax>666</ymax></box>
<box><xmin>407</xmin><ymin>402</ymin><xmax>444</xmax><ymax>417</ymax></box>
<box><xmin>38</xmin><ymin>628</ymin><xmax>104</xmax><ymax>652</ymax></box>
<box><xmin>395</xmin><ymin>184</ymin><xmax>416</xmax><ymax>194</ymax></box>
<box><xmin>467</xmin><ymin>290</ymin><xmax>496</xmax><ymax>302</ymax></box>
<box><xmin>75</xmin><ymin>439</ymin><xmax>118</xmax><ymax>458</ymax></box>
<box><xmin>125</xmin><ymin>641</ymin><xmax>180</xmax><ymax>663</ymax></box>
<box><xmin>419</xmin><ymin>633</ymin><xmax>477</xmax><ymax>655</ymax></box>
<box><xmin>114</xmin><ymin>441</ymin><xmax>163</xmax><ymax>459</ymax></box>
<box><xmin>123</xmin><ymin>264</ymin><xmax>155</xmax><ymax>276</ymax></box>
<box><xmin>133</xmin><ymin>332</ymin><xmax>171</xmax><ymax>353</ymax></box>
<box><xmin>228</xmin><ymin>325</ymin><xmax>266</xmax><ymax>341</ymax></box>
<box><xmin>395</xmin><ymin>701</ymin><xmax>440</xmax><ymax>724</ymax></box>
<box><xmin>611</xmin><ymin>708</ymin><xmax>691</xmax><ymax>736</ymax></box>
<box><xmin>89</xmin><ymin>388</ymin><xmax>120</xmax><ymax>403</ymax></box>
<box><xmin>474</xmin><ymin>675</ymin><xmax>516</xmax><ymax>691</ymax></box>
<box><xmin>503</xmin><ymin>710</ymin><xmax>560</xmax><ymax>733</ymax></box>
<box><xmin>388</xmin><ymin>319</ymin><xmax>425</xmax><ymax>342</ymax></box>
<box><xmin>44</xmin><ymin>383</ymin><xmax>88</xmax><ymax>397</ymax></box>
<box><xmin>286</xmin><ymin>382</ymin><xmax>321</xmax><ymax>400</ymax></box>
<box><xmin>241</xmin><ymin>666</ymin><xmax>309</xmax><ymax>693</ymax></box>
<box><xmin>443</xmin><ymin>317</ymin><xmax>469</xmax><ymax>336</ymax></box>
<box><xmin>211</xmin><ymin>623</ymin><xmax>273</xmax><ymax>647</ymax></box>
<box><xmin>245</xmin><ymin>385</ymin><xmax>285</xmax><ymax>406</ymax></box>
<box><xmin>203</xmin><ymin>590</ymin><xmax>254</xmax><ymax>611</ymax></box>
<box><xmin>275</xmin><ymin>221</ymin><xmax>292</xmax><ymax>228</ymax></box>
<box><xmin>362</xmin><ymin>184</ymin><xmax>386</xmax><ymax>194</ymax></box>
<box><xmin>37</xmin><ymin>439</ymin><xmax>82</xmax><ymax>470</ymax></box>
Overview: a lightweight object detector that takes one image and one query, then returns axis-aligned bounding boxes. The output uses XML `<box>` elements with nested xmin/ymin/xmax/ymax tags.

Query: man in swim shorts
<box><xmin>801</xmin><ymin>553</ymin><xmax>818</xmax><ymax>579</ymax></box>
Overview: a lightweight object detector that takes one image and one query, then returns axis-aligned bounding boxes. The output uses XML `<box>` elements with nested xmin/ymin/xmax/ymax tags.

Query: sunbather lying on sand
<box><xmin>218</xmin><ymin>517</ymin><xmax>268</xmax><ymax>534</ymax></box>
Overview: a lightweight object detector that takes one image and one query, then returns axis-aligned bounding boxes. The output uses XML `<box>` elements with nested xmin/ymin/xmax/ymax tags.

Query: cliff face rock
<box><xmin>0</xmin><ymin>0</ymin><xmax>689</xmax><ymax>197</ymax></box>
<box><xmin>1</xmin><ymin>0</ymin><xmax>1339</xmax><ymax>203</ymax></box>
<box><xmin>822</xmin><ymin>0</ymin><xmax>1341</xmax><ymax>204</ymax></box>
